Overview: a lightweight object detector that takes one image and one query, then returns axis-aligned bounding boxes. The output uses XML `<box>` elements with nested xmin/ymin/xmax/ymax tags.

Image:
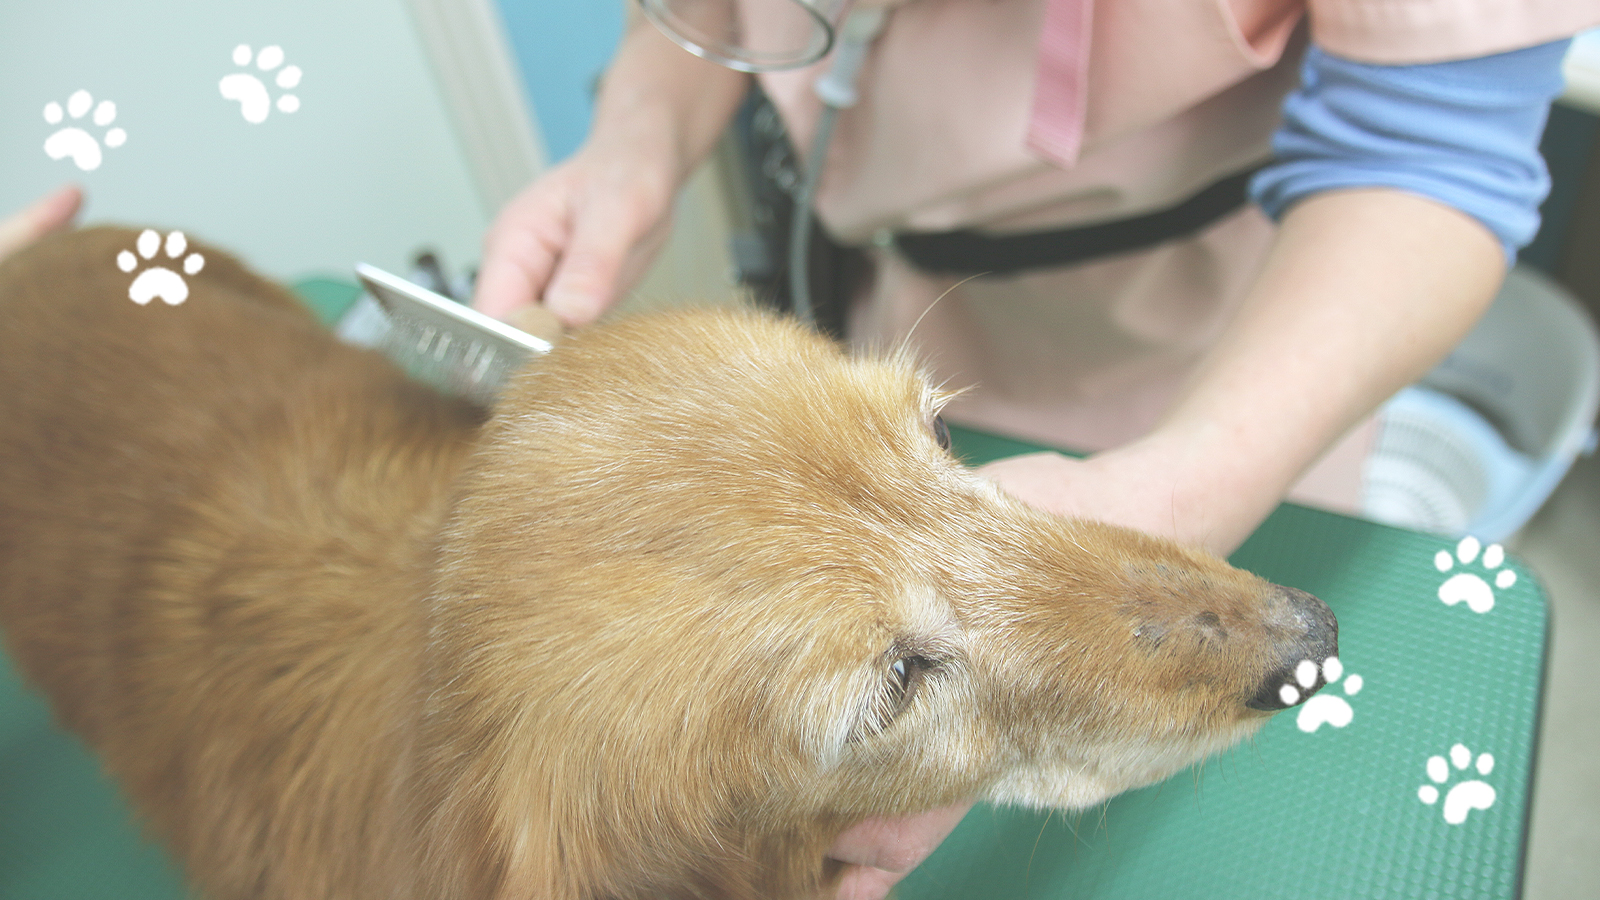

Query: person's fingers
<box><xmin>475</xmin><ymin>158</ymin><xmax>671</xmax><ymax>328</ymax></box>
<box><xmin>0</xmin><ymin>184</ymin><xmax>83</xmax><ymax>261</ymax></box>
<box><xmin>34</xmin><ymin>184</ymin><xmax>83</xmax><ymax>234</ymax></box>
<box><xmin>474</xmin><ymin>241</ymin><xmax>555</xmax><ymax>321</ymax></box>
<box><xmin>834</xmin><ymin>863</ymin><xmax>904</xmax><ymax>900</ymax></box>
<box><xmin>828</xmin><ymin>804</ymin><xmax>970</xmax><ymax>900</ymax></box>
<box><xmin>473</xmin><ymin>185</ymin><xmax>573</xmax><ymax>320</ymax></box>
<box><xmin>541</xmin><ymin>192</ymin><xmax>659</xmax><ymax>327</ymax></box>
<box><xmin>828</xmin><ymin>804</ymin><xmax>969</xmax><ymax>873</ymax></box>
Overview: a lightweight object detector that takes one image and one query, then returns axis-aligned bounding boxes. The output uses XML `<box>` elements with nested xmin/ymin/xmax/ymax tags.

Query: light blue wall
<box><xmin>494</xmin><ymin>1</ymin><xmax>625</xmax><ymax>162</ymax></box>
<box><xmin>0</xmin><ymin>0</ymin><xmax>487</xmax><ymax>283</ymax></box>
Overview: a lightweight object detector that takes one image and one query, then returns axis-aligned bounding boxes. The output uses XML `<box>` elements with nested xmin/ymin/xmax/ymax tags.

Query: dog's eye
<box><xmin>850</xmin><ymin>655</ymin><xmax>933</xmax><ymax>743</ymax></box>
<box><xmin>890</xmin><ymin>657</ymin><xmax>911</xmax><ymax>698</ymax></box>
<box><xmin>886</xmin><ymin>655</ymin><xmax>931</xmax><ymax>714</ymax></box>
<box><xmin>931</xmin><ymin>415</ymin><xmax>951</xmax><ymax>451</ymax></box>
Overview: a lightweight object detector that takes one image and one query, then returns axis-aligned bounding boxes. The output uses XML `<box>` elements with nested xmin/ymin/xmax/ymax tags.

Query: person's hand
<box><xmin>977</xmin><ymin>433</ymin><xmax>1273</xmax><ymax>558</ymax></box>
<box><xmin>0</xmin><ymin>184</ymin><xmax>83</xmax><ymax>263</ymax></box>
<box><xmin>829</xmin><ymin>803</ymin><xmax>971</xmax><ymax>899</ymax></box>
<box><xmin>473</xmin><ymin>148</ymin><xmax>676</xmax><ymax>329</ymax></box>
<box><xmin>472</xmin><ymin>18</ymin><xmax>748</xmax><ymax>329</ymax></box>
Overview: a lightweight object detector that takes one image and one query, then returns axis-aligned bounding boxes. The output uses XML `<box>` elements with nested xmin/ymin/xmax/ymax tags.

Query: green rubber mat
<box><xmin>0</xmin><ymin>298</ymin><xmax>1547</xmax><ymax>898</ymax></box>
<box><xmin>290</xmin><ymin>275</ymin><xmax>365</xmax><ymax>325</ymax></box>
<box><xmin>0</xmin><ymin>659</ymin><xmax>185</xmax><ymax>896</ymax></box>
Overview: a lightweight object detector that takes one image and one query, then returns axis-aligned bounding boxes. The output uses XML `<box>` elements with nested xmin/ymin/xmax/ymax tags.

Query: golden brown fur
<box><xmin>0</xmin><ymin>227</ymin><xmax>1332</xmax><ymax>900</ymax></box>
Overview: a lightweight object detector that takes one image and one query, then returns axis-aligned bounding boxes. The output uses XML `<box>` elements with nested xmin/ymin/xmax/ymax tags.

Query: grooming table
<box><xmin>0</xmin><ymin>289</ymin><xmax>1548</xmax><ymax>899</ymax></box>
<box><xmin>897</xmin><ymin>427</ymin><xmax>1549</xmax><ymax>900</ymax></box>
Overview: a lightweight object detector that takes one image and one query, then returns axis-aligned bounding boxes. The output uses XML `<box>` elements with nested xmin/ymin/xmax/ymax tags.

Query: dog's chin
<box><xmin>981</xmin><ymin>766</ymin><xmax>1121</xmax><ymax>811</ymax></box>
<box><xmin>980</xmin><ymin>721</ymin><xmax>1268</xmax><ymax>811</ymax></box>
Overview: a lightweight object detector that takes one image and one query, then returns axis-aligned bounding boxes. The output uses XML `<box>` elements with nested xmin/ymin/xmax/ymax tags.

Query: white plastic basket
<box><xmin>1361</xmin><ymin>266</ymin><xmax>1600</xmax><ymax>542</ymax></box>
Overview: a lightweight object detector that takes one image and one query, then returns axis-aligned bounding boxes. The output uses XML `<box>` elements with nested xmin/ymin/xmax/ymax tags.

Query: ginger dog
<box><xmin>0</xmin><ymin>227</ymin><xmax>1335</xmax><ymax>900</ymax></box>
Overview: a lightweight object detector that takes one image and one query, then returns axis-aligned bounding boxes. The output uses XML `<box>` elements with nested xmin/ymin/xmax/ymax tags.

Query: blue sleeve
<box><xmin>1249</xmin><ymin>40</ymin><xmax>1572</xmax><ymax>261</ymax></box>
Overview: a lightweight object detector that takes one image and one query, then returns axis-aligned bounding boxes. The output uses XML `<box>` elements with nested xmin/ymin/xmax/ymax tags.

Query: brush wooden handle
<box><xmin>508</xmin><ymin>304</ymin><xmax>566</xmax><ymax>344</ymax></box>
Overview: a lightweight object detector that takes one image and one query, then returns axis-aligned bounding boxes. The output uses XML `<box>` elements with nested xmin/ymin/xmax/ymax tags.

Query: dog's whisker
<box><xmin>900</xmin><ymin>271</ymin><xmax>989</xmax><ymax>354</ymax></box>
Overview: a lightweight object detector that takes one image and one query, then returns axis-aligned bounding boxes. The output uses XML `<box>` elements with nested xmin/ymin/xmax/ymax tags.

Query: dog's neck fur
<box><xmin>121</xmin><ymin>371</ymin><xmax>485</xmax><ymax>899</ymax></box>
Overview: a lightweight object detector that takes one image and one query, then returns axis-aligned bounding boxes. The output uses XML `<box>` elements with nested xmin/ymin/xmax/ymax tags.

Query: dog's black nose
<box><xmin>1246</xmin><ymin>587</ymin><xmax>1338</xmax><ymax>711</ymax></box>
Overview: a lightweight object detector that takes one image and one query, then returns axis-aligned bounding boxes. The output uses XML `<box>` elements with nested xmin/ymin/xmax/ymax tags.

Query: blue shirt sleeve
<box><xmin>1250</xmin><ymin>40</ymin><xmax>1572</xmax><ymax>261</ymax></box>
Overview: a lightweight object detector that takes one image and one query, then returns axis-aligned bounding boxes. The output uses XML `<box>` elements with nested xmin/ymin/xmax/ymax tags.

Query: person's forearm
<box><xmin>588</xmin><ymin>20</ymin><xmax>751</xmax><ymax>188</ymax></box>
<box><xmin>1136</xmin><ymin>188</ymin><xmax>1506</xmax><ymax>546</ymax></box>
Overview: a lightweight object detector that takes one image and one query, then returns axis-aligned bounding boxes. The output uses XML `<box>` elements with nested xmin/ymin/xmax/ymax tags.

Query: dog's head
<box><xmin>422</xmin><ymin>308</ymin><xmax>1334</xmax><ymax>899</ymax></box>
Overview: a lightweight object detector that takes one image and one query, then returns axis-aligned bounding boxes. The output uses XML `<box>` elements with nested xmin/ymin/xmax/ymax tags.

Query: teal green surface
<box><xmin>290</xmin><ymin>276</ymin><xmax>364</xmax><ymax>325</ymax></box>
<box><xmin>898</xmin><ymin>426</ymin><xmax>1547</xmax><ymax>900</ymax></box>
<box><xmin>0</xmin><ymin>307</ymin><xmax>1546</xmax><ymax>898</ymax></box>
<box><xmin>0</xmin><ymin>658</ymin><xmax>186</xmax><ymax>897</ymax></box>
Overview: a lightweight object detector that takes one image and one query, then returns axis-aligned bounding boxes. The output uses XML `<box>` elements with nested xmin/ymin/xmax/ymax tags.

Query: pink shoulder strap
<box><xmin>1027</xmin><ymin>0</ymin><xmax>1094</xmax><ymax>167</ymax></box>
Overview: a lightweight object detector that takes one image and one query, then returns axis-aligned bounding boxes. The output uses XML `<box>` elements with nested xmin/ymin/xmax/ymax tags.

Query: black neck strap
<box><xmin>893</xmin><ymin>163</ymin><xmax>1265</xmax><ymax>277</ymax></box>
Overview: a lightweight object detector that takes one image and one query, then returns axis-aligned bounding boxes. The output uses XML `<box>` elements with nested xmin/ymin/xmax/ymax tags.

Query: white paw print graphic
<box><xmin>219</xmin><ymin>44</ymin><xmax>302</xmax><ymax>124</ymax></box>
<box><xmin>117</xmin><ymin>230</ymin><xmax>205</xmax><ymax>306</ymax></box>
<box><xmin>42</xmin><ymin>89</ymin><xmax>127</xmax><ymax>172</ymax></box>
<box><xmin>1418</xmin><ymin>743</ymin><xmax>1496</xmax><ymax>825</ymax></box>
<box><xmin>1295</xmin><ymin>656</ymin><xmax>1363</xmax><ymax>733</ymax></box>
<box><xmin>1435</xmin><ymin>536</ymin><xmax>1517</xmax><ymax>614</ymax></box>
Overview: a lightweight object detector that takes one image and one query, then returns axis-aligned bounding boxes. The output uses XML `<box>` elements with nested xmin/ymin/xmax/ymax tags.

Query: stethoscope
<box><xmin>634</xmin><ymin>0</ymin><xmax>891</xmax><ymax>326</ymax></box>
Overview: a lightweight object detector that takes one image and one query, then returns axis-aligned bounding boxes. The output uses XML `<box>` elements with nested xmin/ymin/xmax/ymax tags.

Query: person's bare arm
<box><xmin>473</xmin><ymin>22</ymin><xmax>749</xmax><ymax>326</ymax></box>
<box><xmin>981</xmin><ymin>187</ymin><xmax>1505</xmax><ymax>555</ymax></box>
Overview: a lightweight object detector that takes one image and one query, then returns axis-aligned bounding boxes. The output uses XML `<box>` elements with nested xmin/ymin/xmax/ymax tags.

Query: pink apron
<box><xmin>756</xmin><ymin>0</ymin><xmax>1599</xmax><ymax>512</ymax></box>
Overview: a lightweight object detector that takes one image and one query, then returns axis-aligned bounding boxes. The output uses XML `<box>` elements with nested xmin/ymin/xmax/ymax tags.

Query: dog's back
<box><xmin>0</xmin><ymin>227</ymin><xmax>484</xmax><ymax>896</ymax></box>
<box><xmin>0</xmin><ymin>227</ymin><xmax>1334</xmax><ymax>900</ymax></box>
